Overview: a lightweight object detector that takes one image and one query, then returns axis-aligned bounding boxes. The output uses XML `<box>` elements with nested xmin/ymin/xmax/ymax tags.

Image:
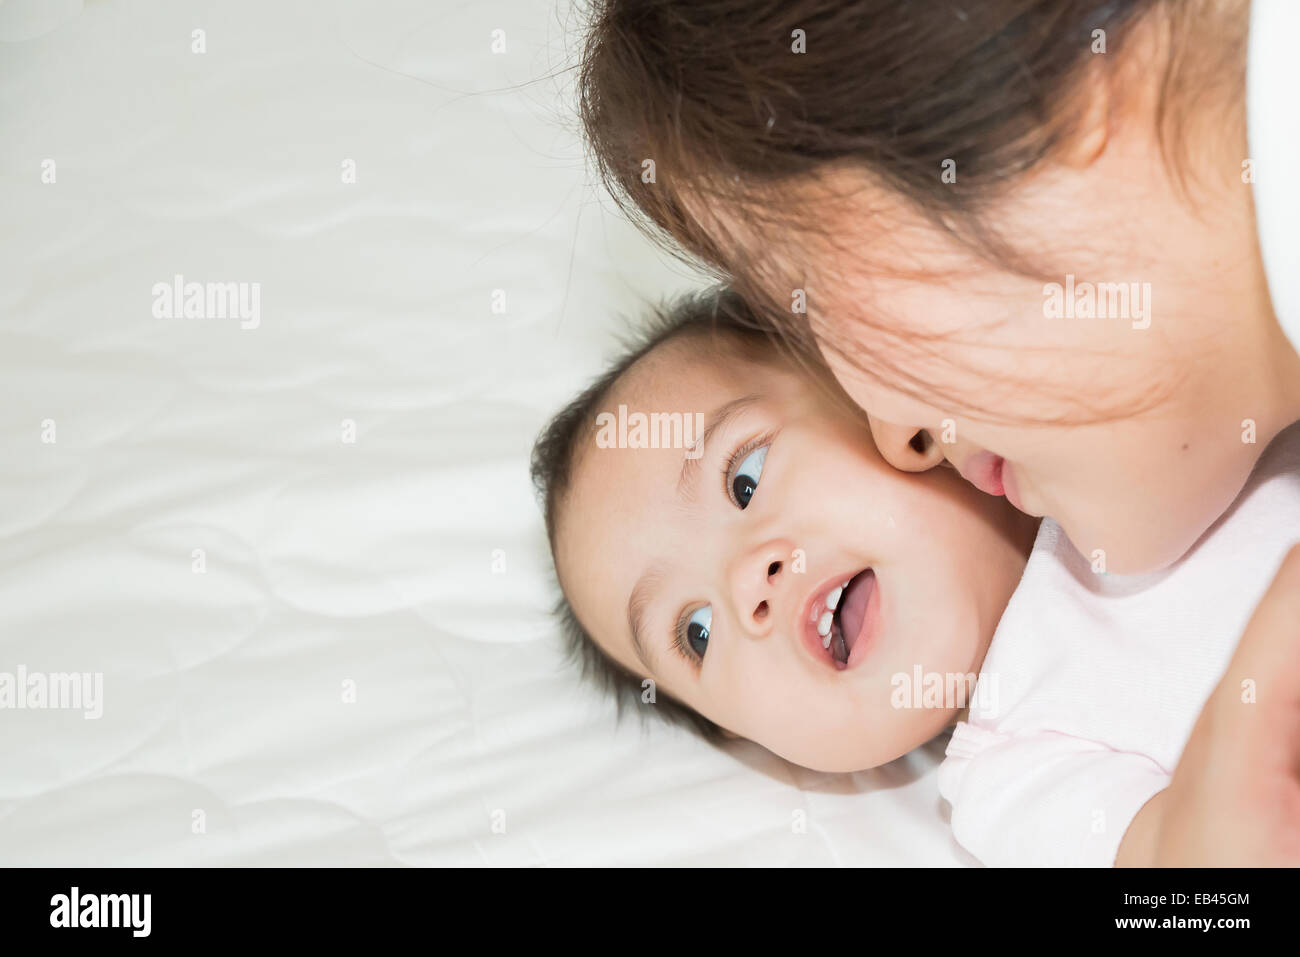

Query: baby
<box><xmin>531</xmin><ymin>287</ymin><xmax>1300</xmax><ymax>866</ymax></box>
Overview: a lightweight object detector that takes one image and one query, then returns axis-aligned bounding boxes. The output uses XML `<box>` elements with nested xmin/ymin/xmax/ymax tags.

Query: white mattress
<box><xmin>0</xmin><ymin>0</ymin><xmax>972</xmax><ymax>866</ymax></box>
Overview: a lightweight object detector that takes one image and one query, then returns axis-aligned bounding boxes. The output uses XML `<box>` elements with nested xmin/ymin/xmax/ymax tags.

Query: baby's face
<box><xmin>557</xmin><ymin>333</ymin><xmax>1035</xmax><ymax>772</ymax></box>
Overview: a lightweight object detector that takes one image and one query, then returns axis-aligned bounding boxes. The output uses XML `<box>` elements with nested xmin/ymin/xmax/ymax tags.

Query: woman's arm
<box><xmin>1117</xmin><ymin>544</ymin><xmax>1300</xmax><ymax>866</ymax></box>
<box><xmin>1115</xmin><ymin>790</ymin><xmax>1166</xmax><ymax>867</ymax></box>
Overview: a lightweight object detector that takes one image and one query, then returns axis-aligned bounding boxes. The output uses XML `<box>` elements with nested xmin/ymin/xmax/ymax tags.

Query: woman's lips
<box><xmin>959</xmin><ymin>451</ymin><xmax>1005</xmax><ymax>498</ymax></box>
<box><xmin>1000</xmin><ymin>460</ymin><xmax>1024</xmax><ymax>512</ymax></box>
<box><xmin>959</xmin><ymin>451</ymin><xmax>1028</xmax><ymax>513</ymax></box>
<box><xmin>956</xmin><ymin>449</ymin><xmax>1024</xmax><ymax>512</ymax></box>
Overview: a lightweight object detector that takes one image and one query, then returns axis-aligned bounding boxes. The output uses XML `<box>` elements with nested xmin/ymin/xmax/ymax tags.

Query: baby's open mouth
<box><xmin>809</xmin><ymin>569</ymin><xmax>876</xmax><ymax>669</ymax></box>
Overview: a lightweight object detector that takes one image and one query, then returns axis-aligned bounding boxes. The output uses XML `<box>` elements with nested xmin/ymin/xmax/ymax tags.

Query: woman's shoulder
<box><xmin>1248</xmin><ymin>0</ymin><xmax>1300</xmax><ymax>350</ymax></box>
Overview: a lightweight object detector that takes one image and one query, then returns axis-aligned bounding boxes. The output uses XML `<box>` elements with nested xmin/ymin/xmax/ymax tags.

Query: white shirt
<box><xmin>937</xmin><ymin>422</ymin><xmax>1300</xmax><ymax>866</ymax></box>
<box><xmin>1249</xmin><ymin>0</ymin><xmax>1300</xmax><ymax>351</ymax></box>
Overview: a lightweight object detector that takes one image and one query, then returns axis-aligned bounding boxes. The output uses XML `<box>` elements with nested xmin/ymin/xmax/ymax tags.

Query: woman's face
<box><xmin>741</xmin><ymin>123</ymin><xmax>1299</xmax><ymax>575</ymax></box>
<box><xmin>555</xmin><ymin>333</ymin><xmax>1035</xmax><ymax>772</ymax></box>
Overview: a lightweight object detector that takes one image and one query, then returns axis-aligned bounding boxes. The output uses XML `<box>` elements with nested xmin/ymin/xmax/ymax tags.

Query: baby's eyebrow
<box><xmin>626</xmin><ymin>562</ymin><xmax>667</xmax><ymax>674</ymax></box>
<box><xmin>677</xmin><ymin>394</ymin><xmax>762</xmax><ymax>500</ymax></box>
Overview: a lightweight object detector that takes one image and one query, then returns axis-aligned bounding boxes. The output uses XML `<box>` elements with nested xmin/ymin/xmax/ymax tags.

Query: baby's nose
<box><xmin>730</xmin><ymin>546</ymin><xmax>791</xmax><ymax>634</ymax></box>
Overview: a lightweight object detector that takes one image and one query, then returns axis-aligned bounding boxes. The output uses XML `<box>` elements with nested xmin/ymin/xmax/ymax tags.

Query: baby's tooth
<box><xmin>823</xmin><ymin>631</ymin><xmax>833</xmax><ymax>649</ymax></box>
<box><xmin>826</xmin><ymin>585</ymin><xmax>843</xmax><ymax>611</ymax></box>
<box><xmin>817</xmin><ymin>611</ymin><xmax>833</xmax><ymax>637</ymax></box>
<box><xmin>842</xmin><ymin>580</ymin><xmax>851</xmax><ymax>588</ymax></box>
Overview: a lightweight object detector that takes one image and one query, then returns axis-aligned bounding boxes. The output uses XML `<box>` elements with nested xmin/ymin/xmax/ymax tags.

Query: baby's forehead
<box><xmin>577</xmin><ymin>336</ymin><xmax>731</xmax><ymax>494</ymax></box>
<box><xmin>557</xmin><ymin>334</ymin><xmax>752</xmax><ymax>589</ymax></box>
<box><xmin>610</xmin><ymin>328</ymin><xmax>759</xmax><ymax>404</ymax></box>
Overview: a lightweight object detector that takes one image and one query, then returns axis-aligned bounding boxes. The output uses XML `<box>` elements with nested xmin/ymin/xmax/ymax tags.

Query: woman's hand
<box><xmin>1152</xmin><ymin>544</ymin><xmax>1300</xmax><ymax>865</ymax></box>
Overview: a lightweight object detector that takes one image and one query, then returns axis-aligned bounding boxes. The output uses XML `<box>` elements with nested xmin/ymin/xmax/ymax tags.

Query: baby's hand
<box><xmin>1154</xmin><ymin>544</ymin><xmax>1300</xmax><ymax>865</ymax></box>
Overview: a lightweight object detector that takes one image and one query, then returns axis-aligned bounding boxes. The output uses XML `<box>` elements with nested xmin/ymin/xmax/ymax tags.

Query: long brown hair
<box><xmin>578</xmin><ymin>0</ymin><xmax>1248</xmax><ymax>421</ymax></box>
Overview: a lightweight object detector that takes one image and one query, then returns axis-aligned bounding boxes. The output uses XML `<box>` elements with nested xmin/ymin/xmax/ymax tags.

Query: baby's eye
<box><xmin>683</xmin><ymin>605</ymin><xmax>711</xmax><ymax>658</ymax></box>
<box><xmin>730</xmin><ymin>445</ymin><xmax>768</xmax><ymax>509</ymax></box>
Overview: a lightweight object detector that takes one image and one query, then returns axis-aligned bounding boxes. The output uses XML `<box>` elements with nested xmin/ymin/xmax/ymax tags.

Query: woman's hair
<box><xmin>531</xmin><ymin>286</ymin><xmax>784</xmax><ymax>744</ymax></box>
<box><xmin>577</xmin><ymin>0</ymin><xmax>1249</xmax><ymax>419</ymax></box>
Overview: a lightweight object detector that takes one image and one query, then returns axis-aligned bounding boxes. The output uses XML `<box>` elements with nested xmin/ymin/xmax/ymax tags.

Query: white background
<box><xmin>0</xmin><ymin>0</ymin><xmax>966</xmax><ymax>865</ymax></box>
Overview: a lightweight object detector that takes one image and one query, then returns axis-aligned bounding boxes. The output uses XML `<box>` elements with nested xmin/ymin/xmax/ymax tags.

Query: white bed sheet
<box><xmin>0</xmin><ymin>0</ymin><xmax>973</xmax><ymax>866</ymax></box>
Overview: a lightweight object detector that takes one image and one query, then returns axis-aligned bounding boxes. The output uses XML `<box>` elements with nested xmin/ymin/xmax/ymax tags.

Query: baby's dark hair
<box><xmin>530</xmin><ymin>286</ymin><xmax>783</xmax><ymax>744</ymax></box>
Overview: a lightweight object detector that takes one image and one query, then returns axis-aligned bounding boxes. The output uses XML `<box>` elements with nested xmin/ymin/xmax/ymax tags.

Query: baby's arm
<box><xmin>941</xmin><ymin>729</ymin><xmax>1169</xmax><ymax>867</ymax></box>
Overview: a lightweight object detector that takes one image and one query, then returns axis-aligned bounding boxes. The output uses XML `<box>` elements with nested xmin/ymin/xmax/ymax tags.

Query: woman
<box><xmin>579</xmin><ymin>0</ymin><xmax>1300</xmax><ymax>862</ymax></box>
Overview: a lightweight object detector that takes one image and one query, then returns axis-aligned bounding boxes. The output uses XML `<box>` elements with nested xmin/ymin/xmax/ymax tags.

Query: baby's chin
<box><xmin>761</xmin><ymin>715</ymin><xmax>957</xmax><ymax>774</ymax></box>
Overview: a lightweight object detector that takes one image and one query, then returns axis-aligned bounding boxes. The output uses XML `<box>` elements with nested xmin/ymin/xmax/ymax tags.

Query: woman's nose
<box><xmin>729</xmin><ymin>542</ymin><xmax>793</xmax><ymax>636</ymax></box>
<box><xmin>867</xmin><ymin>415</ymin><xmax>947</xmax><ymax>472</ymax></box>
